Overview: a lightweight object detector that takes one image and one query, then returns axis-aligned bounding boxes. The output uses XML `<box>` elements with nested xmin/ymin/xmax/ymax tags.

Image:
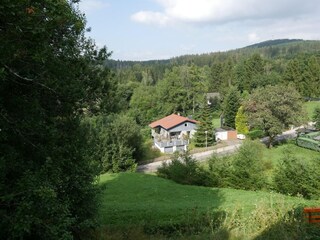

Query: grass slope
<box><xmin>263</xmin><ymin>143</ymin><xmax>320</xmax><ymax>165</ymax></box>
<box><xmin>98</xmin><ymin>173</ymin><xmax>317</xmax><ymax>228</ymax></box>
<box><xmin>304</xmin><ymin>101</ymin><xmax>320</xmax><ymax>120</ymax></box>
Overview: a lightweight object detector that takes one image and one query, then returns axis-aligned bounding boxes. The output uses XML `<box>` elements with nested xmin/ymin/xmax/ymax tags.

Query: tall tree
<box><xmin>194</xmin><ymin>104</ymin><xmax>215</xmax><ymax>147</ymax></box>
<box><xmin>223</xmin><ymin>86</ymin><xmax>241</xmax><ymax>128</ymax></box>
<box><xmin>235</xmin><ymin>106</ymin><xmax>249</xmax><ymax>134</ymax></box>
<box><xmin>0</xmin><ymin>1</ymin><xmax>112</xmax><ymax>238</ymax></box>
<box><xmin>244</xmin><ymin>85</ymin><xmax>305</xmax><ymax>147</ymax></box>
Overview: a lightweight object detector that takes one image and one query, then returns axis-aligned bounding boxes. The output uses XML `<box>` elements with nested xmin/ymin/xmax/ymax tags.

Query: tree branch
<box><xmin>4</xmin><ymin>64</ymin><xmax>57</xmax><ymax>94</ymax></box>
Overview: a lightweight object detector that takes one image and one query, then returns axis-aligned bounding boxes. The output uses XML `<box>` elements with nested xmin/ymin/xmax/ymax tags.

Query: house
<box><xmin>206</xmin><ymin>92</ymin><xmax>221</xmax><ymax>105</ymax></box>
<box><xmin>215</xmin><ymin>127</ymin><xmax>238</xmax><ymax>141</ymax></box>
<box><xmin>149</xmin><ymin>114</ymin><xmax>198</xmax><ymax>153</ymax></box>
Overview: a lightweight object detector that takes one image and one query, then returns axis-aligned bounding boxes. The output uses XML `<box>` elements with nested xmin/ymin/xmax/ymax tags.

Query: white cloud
<box><xmin>131</xmin><ymin>11</ymin><xmax>170</xmax><ymax>26</ymax></box>
<box><xmin>248</xmin><ymin>33</ymin><xmax>260</xmax><ymax>43</ymax></box>
<box><xmin>78</xmin><ymin>0</ymin><xmax>109</xmax><ymax>15</ymax></box>
<box><xmin>131</xmin><ymin>0</ymin><xmax>319</xmax><ymax>26</ymax></box>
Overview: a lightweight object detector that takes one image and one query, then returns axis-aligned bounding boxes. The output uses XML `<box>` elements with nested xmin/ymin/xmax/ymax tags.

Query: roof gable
<box><xmin>149</xmin><ymin>114</ymin><xmax>198</xmax><ymax>130</ymax></box>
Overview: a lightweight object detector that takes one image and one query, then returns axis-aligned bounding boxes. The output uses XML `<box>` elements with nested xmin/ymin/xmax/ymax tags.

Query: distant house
<box><xmin>215</xmin><ymin>127</ymin><xmax>238</xmax><ymax>141</ymax></box>
<box><xmin>206</xmin><ymin>92</ymin><xmax>221</xmax><ymax>105</ymax></box>
<box><xmin>149</xmin><ymin>114</ymin><xmax>198</xmax><ymax>153</ymax></box>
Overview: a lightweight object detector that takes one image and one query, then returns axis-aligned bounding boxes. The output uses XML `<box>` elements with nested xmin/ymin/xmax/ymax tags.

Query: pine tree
<box><xmin>235</xmin><ymin>106</ymin><xmax>249</xmax><ymax>134</ymax></box>
<box><xmin>194</xmin><ymin>105</ymin><xmax>215</xmax><ymax>147</ymax></box>
<box><xmin>223</xmin><ymin>86</ymin><xmax>241</xmax><ymax>129</ymax></box>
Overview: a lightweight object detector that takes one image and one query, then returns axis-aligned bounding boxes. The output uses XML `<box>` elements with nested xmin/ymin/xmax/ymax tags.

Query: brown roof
<box><xmin>149</xmin><ymin>114</ymin><xmax>198</xmax><ymax>130</ymax></box>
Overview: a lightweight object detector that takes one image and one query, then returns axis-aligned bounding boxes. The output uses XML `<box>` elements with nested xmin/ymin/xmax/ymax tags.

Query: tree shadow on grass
<box><xmin>90</xmin><ymin>172</ymin><xmax>228</xmax><ymax>239</ymax></box>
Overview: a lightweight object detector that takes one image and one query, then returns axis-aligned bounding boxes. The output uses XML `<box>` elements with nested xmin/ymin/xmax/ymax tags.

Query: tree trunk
<box><xmin>267</xmin><ymin>136</ymin><xmax>274</xmax><ymax>148</ymax></box>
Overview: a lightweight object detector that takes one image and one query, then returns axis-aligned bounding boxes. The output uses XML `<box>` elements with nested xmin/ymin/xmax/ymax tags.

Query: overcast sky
<box><xmin>78</xmin><ymin>0</ymin><xmax>320</xmax><ymax>61</ymax></box>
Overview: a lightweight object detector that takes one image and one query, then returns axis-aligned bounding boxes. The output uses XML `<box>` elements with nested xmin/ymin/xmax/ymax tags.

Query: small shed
<box><xmin>215</xmin><ymin>127</ymin><xmax>237</xmax><ymax>141</ymax></box>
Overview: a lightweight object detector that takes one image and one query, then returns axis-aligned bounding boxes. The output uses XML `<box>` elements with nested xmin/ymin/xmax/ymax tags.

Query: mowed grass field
<box><xmin>98</xmin><ymin>173</ymin><xmax>318</xmax><ymax>227</ymax></box>
<box><xmin>262</xmin><ymin>143</ymin><xmax>320</xmax><ymax>165</ymax></box>
<box><xmin>304</xmin><ymin>101</ymin><xmax>320</xmax><ymax>120</ymax></box>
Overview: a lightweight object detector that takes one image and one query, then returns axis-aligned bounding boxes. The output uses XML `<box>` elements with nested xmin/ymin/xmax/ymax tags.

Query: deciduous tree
<box><xmin>0</xmin><ymin>0</ymin><xmax>112</xmax><ymax>238</ymax></box>
<box><xmin>244</xmin><ymin>85</ymin><xmax>305</xmax><ymax>147</ymax></box>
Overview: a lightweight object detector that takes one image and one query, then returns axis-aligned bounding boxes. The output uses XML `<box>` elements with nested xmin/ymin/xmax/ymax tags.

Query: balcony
<box><xmin>154</xmin><ymin>139</ymin><xmax>189</xmax><ymax>148</ymax></box>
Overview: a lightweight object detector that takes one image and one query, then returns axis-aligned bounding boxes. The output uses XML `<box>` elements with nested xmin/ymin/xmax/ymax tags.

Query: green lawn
<box><xmin>304</xmin><ymin>101</ymin><xmax>320</xmax><ymax>120</ymax></box>
<box><xmin>212</xmin><ymin>117</ymin><xmax>221</xmax><ymax>128</ymax></box>
<box><xmin>98</xmin><ymin>172</ymin><xmax>317</xmax><ymax>227</ymax></box>
<box><xmin>262</xmin><ymin>143</ymin><xmax>320</xmax><ymax>165</ymax></box>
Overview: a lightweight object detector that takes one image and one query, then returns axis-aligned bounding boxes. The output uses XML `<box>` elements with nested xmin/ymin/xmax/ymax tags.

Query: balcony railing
<box><xmin>154</xmin><ymin>139</ymin><xmax>188</xmax><ymax>148</ymax></box>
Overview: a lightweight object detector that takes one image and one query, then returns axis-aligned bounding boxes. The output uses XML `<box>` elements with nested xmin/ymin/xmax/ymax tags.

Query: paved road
<box><xmin>261</xmin><ymin>122</ymin><xmax>315</xmax><ymax>144</ymax></box>
<box><xmin>138</xmin><ymin>123</ymin><xmax>315</xmax><ymax>173</ymax></box>
<box><xmin>137</xmin><ymin>143</ymin><xmax>242</xmax><ymax>173</ymax></box>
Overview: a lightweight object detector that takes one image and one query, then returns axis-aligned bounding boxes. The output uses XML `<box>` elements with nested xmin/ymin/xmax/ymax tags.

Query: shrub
<box><xmin>247</xmin><ymin>129</ymin><xmax>265</xmax><ymax>140</ymax></box>
<box><xmin>157</xmin><ymin>151</ymin><xmax>212</xmax><ymax>187</ymax></box>
<box><xmin>274</xmin><ymin>148</ymin><xmax>320</xmax><ymax>199</ymax></box>
<box><xmin>230</xmin><ymin>140</ymin><xmax>267</xmax><ymax>190</ymax></box>
<box><xmin>208</xmin><ymin>155</ymin><xmax>234</xmax><ymax>188</ymax></box>
<box><xmin>208</xmin><ymin>140</ymin><xmax>267</xmax><ymax>191</ymax></box>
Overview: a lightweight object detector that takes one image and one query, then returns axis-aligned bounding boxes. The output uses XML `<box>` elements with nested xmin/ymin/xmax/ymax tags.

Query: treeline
<box><xmin>107</xmin><ymin>48</ymin><xmax>320</xmax><ymax>126</ymax></box>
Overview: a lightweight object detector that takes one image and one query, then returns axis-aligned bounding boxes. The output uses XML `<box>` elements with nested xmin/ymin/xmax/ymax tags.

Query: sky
<box><xmin>78</xmin><ymin>0</ymin><xmax>320</xmax><ymax>61</ymax></box>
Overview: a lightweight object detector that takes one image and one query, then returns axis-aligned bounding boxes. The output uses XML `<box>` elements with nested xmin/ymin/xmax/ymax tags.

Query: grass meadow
<box><xmin>90</xmin><ymin>101</ymin><xmax>320</xmax><ymax>239</ymax></box>
<box><xmin>93</xmin><ymin>172</ymin><xmax>320</xmax><ymax>239</ymax></box>
<box><xmin>304</xmin><ymin>101</ymin><xmax>320</xmax><ymax>120</ymax></box>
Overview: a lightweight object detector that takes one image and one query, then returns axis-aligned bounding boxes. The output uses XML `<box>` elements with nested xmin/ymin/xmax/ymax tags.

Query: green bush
<box><xmin>274</xmin><ymin>149</ymin><xmax>320</xmax><ymax>199</ymax></box>
<box><xmin>247</xmin><ymin>129</ymin><xmax>265</xmax><ymax>139</ymax></box>
<box><xmin>157</xmin><ymin>151</ymin><xmax>212</xmax><ymax>187</ymax></box>
<box><xmin>230</xmin><ymin>140</ymin><xmax>267</xmax><ymax>190</ymax></box>
<box><xmin>208</xmin><ymin>155</ymin><xmax>234</xmax><ymax>188</ymax></box>
<box><xmin>209</xmin><ymin>140</ymin><xmax>267</xmax><ymax>191</ymax></box>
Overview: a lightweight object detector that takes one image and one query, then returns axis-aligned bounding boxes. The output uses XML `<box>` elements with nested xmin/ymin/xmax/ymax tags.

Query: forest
<box><xmin>1</xmin><ymin>0</ymin><xmax>320</xmax><ymax>239</ymax></box>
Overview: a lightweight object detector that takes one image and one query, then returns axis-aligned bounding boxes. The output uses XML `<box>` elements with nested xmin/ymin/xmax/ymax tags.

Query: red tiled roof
<box><xmin>149</xmin><ymin>114</ymin><xmax>198</xmax><ymax>130</ymax></box>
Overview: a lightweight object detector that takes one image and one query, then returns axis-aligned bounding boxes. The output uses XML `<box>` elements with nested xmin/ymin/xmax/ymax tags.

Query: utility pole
<box><xmin>205</xmin><ymin>130</ymin><xmax>208</xmax><ymax>148</ymax></box>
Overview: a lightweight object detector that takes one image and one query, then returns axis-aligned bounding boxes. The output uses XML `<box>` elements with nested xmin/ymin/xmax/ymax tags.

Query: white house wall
<box><xmin>168</xmin><ymin>122</ymin><xmax>197</xmax><ymax>133</ymax></box>
<box><xmin>215</xmin><ymin>131</ymin><xmax>228</xmax><ymax>141</ymax></box>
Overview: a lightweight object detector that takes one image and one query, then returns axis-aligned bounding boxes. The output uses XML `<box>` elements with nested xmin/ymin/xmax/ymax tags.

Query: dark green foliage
<box><xmin>129</xmin><ymin>85</ymin><xmax>159</xmax><ymax>125</ymax></box>
<box><xmin>223</xmin><ymin>86</ymin><xmax>241</xmax><ymax>128</ymax></box>
<box><xmin>84</xmin><ymin>114</ymin><xmax>143</xmax><ymax>173</ymax></box>
<box><xmin>274</xmin><ymin>149</ymin><xmax>320</xmax><ymax>199</ymax></box>
<box><xmin>0</xmin><ymin>0</ymin><xmax>111</xmax><ymax>238</ymax></box>
<box><xmin>231</xmin><ymin>141</ymin><xmax>267</xmax><ymax>190</ymax></box>
<box><xmin>156</xmin><ymin>65</ymin><xmax>208</xmax><ymax>116</ymax></box>
<box><xmin>244</xmin><ymin>85</ymin><xmax>305</xmax><ymax>147</ymax></box>
<box><xmin>247</xmin><ymin>129</ymin><xmax>265</xmax><ymax>139</ymax></box>
<box><xmin>208</xmin><ymin>155</ymin><xmax>234</xmax><ymax>188</ymax></box>
<box><xmin>209</xmin><ymin>140</ymin><xmax>267</xmax><ymax>190</ymax></box>
<box><xmin>158</xmin><ymin>141</ymin><xmax>267</xmax><ymax>191</ymax></box>
<box><xmin>313</xmin><ymin>107</ymin><xmax>320</xmax><ymax>130</ymax></box>
<box><xmin>194</xmin><ymin>104</ymin><xmax>215</xmax><ymax>147</ymax></box>
<box><xmin>283</xmin><ymin>55</ymin><xmax>320</xmax><ymax>98</ymax></box>
<box><xmin>157</xmin><ymin>152</ymin><xmax>212</xmax><ymax>187</ymax></box>
<box><xmin>245</xmin><ymin>39</ymin><xmax>303</xmax><ymax>49</ymax></box>
<box><xmin>234</xmin><ymin>54</ymin><xmax>265</xmax><ymax>92</ymax></box>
